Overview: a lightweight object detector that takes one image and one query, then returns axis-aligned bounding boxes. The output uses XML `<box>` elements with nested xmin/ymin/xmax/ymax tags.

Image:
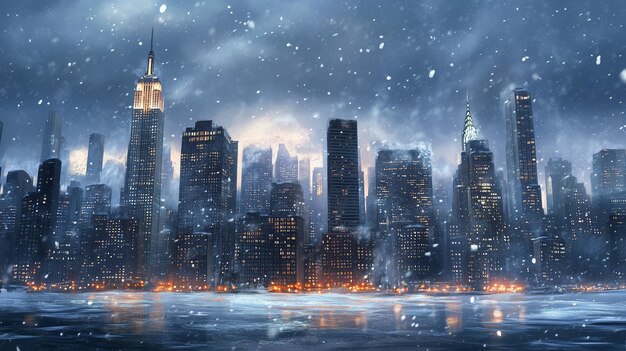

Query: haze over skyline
<box><xmin>0</xmin><ymin>0</ymin><xmax>625</xmax><ymax>202</ymax></box>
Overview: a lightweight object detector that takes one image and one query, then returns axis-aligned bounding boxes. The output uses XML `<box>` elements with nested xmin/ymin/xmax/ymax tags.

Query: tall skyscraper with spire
<box><xmin>121</xmin><ymin>30</ymin><xmax>165</xmax><ymax>280</ymax></box>
<box><xmin>451</xmin><ymin>98</ymin><xmax>507</xmax><ymax>289</ymax></box>
<box><xmin>461</xmin><ymin>93</ymin><xmax>478</xmax><ymax>152</ymax></box>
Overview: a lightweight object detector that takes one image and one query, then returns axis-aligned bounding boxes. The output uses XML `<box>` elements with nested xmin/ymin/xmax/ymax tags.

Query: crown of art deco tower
<box><xmin>133</xmin><ymin>28</ymin><xmax>164</xmax><ymax>112</ymax></box>
<box><xmin>122</xmin><ymin>28</ymin><xmax>165</xmax><ymax>280</ymax></box>
<box><xmin>461</xmin><ymin>93</ymin><xmax>478</xmax><ymax>152</ymax></box>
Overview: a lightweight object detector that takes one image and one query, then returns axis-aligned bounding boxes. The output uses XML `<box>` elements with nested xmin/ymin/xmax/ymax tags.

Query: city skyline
<box><xmin>3</xmin><ymin>3</ymin><xmax>626</xmax><ymax>351</ymax></box>
<box><xmin>2</xmin><ymin>2</ymin><xmax>626</xmax><ymax>290</ymax></box>
<box><xmin>0</xmin><ymin>2</ymin><xmax>625</xmax><ymax>204</ymax></box>
<box><xmin>1</xmin><ymin>20</ymin><xmax>624</xmax><ymax>289</ymax></box>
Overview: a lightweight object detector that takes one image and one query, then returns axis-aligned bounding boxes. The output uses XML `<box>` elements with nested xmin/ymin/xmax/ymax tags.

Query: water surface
<box><xmin>1</xmin><ymin>290</ymin><xmax>625</xmax><ymax>350</ymax></box>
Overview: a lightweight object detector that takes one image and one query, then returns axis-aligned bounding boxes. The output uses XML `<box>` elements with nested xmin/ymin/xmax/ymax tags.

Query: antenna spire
<box><xmin>146</xmin><ymin>28</ymin><xmax>155</xmax><ymax>75</ymax></box>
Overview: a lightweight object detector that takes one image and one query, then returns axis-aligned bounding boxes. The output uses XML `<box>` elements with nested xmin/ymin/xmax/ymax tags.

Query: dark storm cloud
<box><xmin>0</xmin><ymin>0</ymin><xmax>624</xmax><ymax>197</ymax></box>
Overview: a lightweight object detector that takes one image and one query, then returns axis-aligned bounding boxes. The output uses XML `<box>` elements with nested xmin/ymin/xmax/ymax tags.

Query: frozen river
<box><xmin>0</xmin><ymin>290</ymin><xmax>625</xmax><ymax>350</ymax></box>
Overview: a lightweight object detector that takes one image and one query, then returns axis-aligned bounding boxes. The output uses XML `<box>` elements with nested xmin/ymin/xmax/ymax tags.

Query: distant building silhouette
<box><xmin>85</xmin><ymin>133</ymin><xmax>104</xmax><ymax>185</ymax></box>
<box><xmin>545</xmin><ymin>157</ymin><xmax>572</xmax><ymax>217</ymax></box>
<box><xmin>274</xmin><ymin>143</ymin><xmax>298</xmax><ymax>183</ymax></box>
<box><xmin>310</xmin><ymin>166</ymin><xmax>326</xmax><ymax>242</ymax></box>
<box><xmin>240</xmin><ymin>146</ymin><xmax>272</xmax><ymax>215</ymax></box>
<box><xmin>299</xmin><ymin>157</ymin><xmax>311</xmax><ymax>200</ymax></box>
<box><xmin>592</xmin><ymin>149</ymin><xmax>626</xmax><ymax>231</ymax></box>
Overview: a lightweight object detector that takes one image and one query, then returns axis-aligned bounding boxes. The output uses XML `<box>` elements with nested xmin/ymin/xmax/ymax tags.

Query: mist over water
<box><xmin>1</xmin><ymin>291</ymin><xmax>625</xmax><ymax>350</ymax></box>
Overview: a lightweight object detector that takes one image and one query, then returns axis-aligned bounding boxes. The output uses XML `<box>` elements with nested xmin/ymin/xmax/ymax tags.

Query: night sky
<box><xmin>0</xmin><ymin>0</ymin><xmax>624</xmax><ymax>202</ymax></box>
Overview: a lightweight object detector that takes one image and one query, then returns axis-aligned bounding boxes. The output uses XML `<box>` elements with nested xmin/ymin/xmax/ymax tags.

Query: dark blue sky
<box><xmin>0</xmin><ymin>0</ymin><xmax>624</xmax><ymax>199</ymax></box>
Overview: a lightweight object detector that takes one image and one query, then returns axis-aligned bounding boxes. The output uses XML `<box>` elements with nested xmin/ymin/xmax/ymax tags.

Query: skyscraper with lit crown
<box><xmin>461</xmin><ymin>93</ymin><xmax>478</xmax><ymax>152</ymax></box>
<box><xmin>451</xmin><ymin>97</ymin><xmax>506</xmax><ymax>289</ymax></box>
<box><xmin>121</xmin><ymin>30</ymin><xmax>165</xmax><ymax>280</ymax></box>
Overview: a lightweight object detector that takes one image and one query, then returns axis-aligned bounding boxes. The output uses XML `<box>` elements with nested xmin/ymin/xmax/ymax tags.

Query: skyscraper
<box><xmin>591</xmin><ymin>149</ymin><xmax>626</xmax><ymax>231</ymax></box>
<box><xmin>312</xmin><ymin>167</ymin><xmax>325</xmax><ymax>203</ymax></box>
<box><xmin>121</xmin><ymin>31</ymin><xmax>165</xmax><ymax>280</ymax></box>
<box><xmin>322</xmin><ymin>119</ymin><xmax>364</xmax><ymax>287</ymax></box>
<box><xmin>453</xmin><ymin>101</ymin><xmax>507</xmax><ymax>288</ymax></box>
<box><xmin>59</xmin><ymin>136</ymin><xmax>70</xmax><ymax>185</ymax></box>
<box><xmin>310</xmin><ymin>166</ymin><xmax>326</xmax><ymax>241</ymax></box>
<box><xmin>46</xmin><ymin>181</ymin><xmax>83</xmax><ymax>285</ymax></box>
<box><xmin>375</xmin><ymin>150</ymin><xmax>432</xmax><ymax>229</ymax></box>
<box><xmin>85</xmin><ymin>133</ymin><xmax>104</xmax><ymax>184</ymax></box>
<box><xmin>545</xmin><ymin>157</ymin><xmax>572</xmax><ymax>217</ymax></box>
<box><xmin>298</xmin><ymin>157</ymin><xmax>311</xmax><ymax>200</ymax></box>
<box><xmin>359</xmin><ymin>169</ymin><xmax>366</xmax><ymax>226</ymax></box>
<box><xmin>0</xmin><ymin>170</ymin><xmax>34</xmax><ymax>280</ymax></box>
<box><xmin>431</xmin><ymin>181</ymin><xmax>450</xmax><ymax>279</ymax></box>
<box><xmin>161</xmin><ymin>143</ymin><xmax>174</xmax><ymax>204</ymax></box>
<box><xmin>240</xmin><ymin>146</ymin><xmax>273</xmax><ymax>215</ymax></box>
<box><xmin>452</xmin><ymin>140</ymin><xmax>507</xmax><ymax>289</ymax></box>
<box><xmin>505</xmin><ymin>88</ymin><xmax>544</xmax><ymax>226</ymax></box>
<box><xmin>274</xmin><ymin>143</ymin><xmax>298</xmax><ymax>183</ymax></box>
<box><xmin>41</xmin><ymin>110</ymin><xmax>62</xmax><ymax>162</ymax></box>
<box><xmin>365</xmin><ymin>167</ymin><xmax>377</xmax><ymax>229</ymax></box>
<box><xmin>609</xmin><ymin>210</ymin><xmax>626</xmax><ymax>281</ymax></box>
<box><xmin>375</xmin><ymin>149</ymin><xmax>433</xmax><ymax>284</ymax></box>
<box><xmin>176</xmin><ymin>120</ymin><xmax>238</xmax><ymax>287</ymax></box>
<box><xmin>560</xmin><ymin>175</ymin><xmax>601</xmax><ymax>278</ymax></box>
<box><xmin>326</xmin><ymin>119</ymin><xmax>360</xmax><ymax>230</ymax></box>
<box><xmin>13</xmin><ymin>159</ymin><xmax>62</xmax><ymax>285</ymax></box>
